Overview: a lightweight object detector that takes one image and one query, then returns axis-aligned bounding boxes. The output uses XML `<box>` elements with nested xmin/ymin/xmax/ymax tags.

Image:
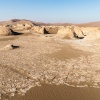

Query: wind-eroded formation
<box><xmin>0</xmin><ymin>19</ymin><xmax>100</xmax><ymax>99</ymax></box>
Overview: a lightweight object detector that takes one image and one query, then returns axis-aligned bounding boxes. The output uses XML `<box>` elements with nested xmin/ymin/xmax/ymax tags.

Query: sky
<box><xmin>0</xmin><ymin>0</ymin><xmax>100</xmax><ymax>23</ymax></box>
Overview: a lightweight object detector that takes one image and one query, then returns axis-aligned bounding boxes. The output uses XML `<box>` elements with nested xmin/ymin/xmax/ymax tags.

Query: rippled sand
<box><xmin>6</xmin><ymin>84</ymin><xmax>100</xmax><ymax>100</ymax></box>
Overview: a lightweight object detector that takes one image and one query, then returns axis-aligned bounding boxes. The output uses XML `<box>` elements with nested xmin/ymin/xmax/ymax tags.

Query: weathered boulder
<box><xmin>24</xmin><ymin>23</ymin><xmax>32</xmax><ymax>30</ymax></box>
<box><xmin>16</xmin><ymin>23</ymin><xmax>24</xmax><ymax>30</ymax></box>
<box><xmin>44</xmin><ymin>26</ymin><xmax>58</xmax><ymax>34</ymax></box>
<box><xmin>55</xmin><ymin>26</ymin><xmax>73</xmax><ymax>39</ymax></box>
<box><xmin>55</xmin><ymin>26</ymin><xmax>86</xmax><ymax>39</ymax></box>
<box><xmin>0</xmin><ymin>44</ymin><xmax>19</xmax><ymax>51</ymax></box>
<box><xmin>0</xmin><ymin>27</ymin><xmax>12</xmax><ymax>36</ymax></box>
<box><xmin>81</xmin><ymin>27</ymin><xmax>100</xmax><ymax>40</ymax></box>
<box><xmin>73</xmin><ymin>26</ymin><xmax>86</xmax><ymax>37</ymax></box>
<box><xmin>70</xmin><ymin>26</ymin><xmax>85</xmax><ymax>39</ymax></box>
<box><xmin>31</xmin><ymin>26</ymin><xmax>44</xmax><ymax>34</ymax></box>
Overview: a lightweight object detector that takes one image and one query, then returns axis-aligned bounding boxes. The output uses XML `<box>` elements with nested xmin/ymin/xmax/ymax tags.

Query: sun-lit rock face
<box><xmin>31</xmin><ymin>25</ymin><xmax>100</xmax><ymax>40</ymax></box>
<box><xmin>73</xmin><ymin>26</ymin><xmax>86</xmax><ymax>37</ymax></box>
<box><xmin>55</xmin><ymin>26</ymin><xmax>85</xmax><ymax>39</ymax></box>
<box><xmin>31</xmin><ymin>26</ymin><xmax>44</xmax><ymax>34</ymax></box>
<box><xmin>81</xmin><ymin>27</ymin><xmax>100</xmax><ymax>40</ymax></box>
<box><xmin>31</xmin><ymin>26</ymin><xmax>58</xmax><ymax>34</ymax></box>
<box><xmin>0</xmin><ymin>27</ymin><xmax>12</xmax><ymax>36</ymax></box>
<box><xmin>44</xmin><ymin>26</ymin><xmax>58</xmax><ymax>34</ymax></box>
<box><xmin>16</xmin><ymin>23</ymin><xmax>24</xmax><ymax>30</ymax></box>
<box><xmin>55</xmin><ymin>26</ymin><xmax>73</xmax><ymax>39</ymax></box>
<box><xmin>24</xmin><ymin>23</ymin><xmax>33</xmax><ymax>30</ymax></box>
<box><xmin>55</xmin><ymin>26</ymin><xmax>100</xmax><ymax>39</ymax></box>
<box><xmin>1</xmin><ymin>21</ymin><xmax>100</xmax><ymax>40</ymax></box>
<box><xmin>15</xmin><ymin>23</ymin><xmax>33</xmax><ymax>30</ymax></box>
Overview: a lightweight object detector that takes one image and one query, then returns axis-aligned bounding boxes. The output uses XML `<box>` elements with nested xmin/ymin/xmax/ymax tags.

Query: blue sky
<box><xmin>0</xmin><ymin>0</ymin><xmax>100</xmax><ymax>23</ymax></box>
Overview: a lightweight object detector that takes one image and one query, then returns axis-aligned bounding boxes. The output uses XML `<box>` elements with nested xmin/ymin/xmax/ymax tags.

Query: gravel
<box><xmin>0</xmin><ymin>35</ymin><xmax>100</xmax><ymax>99</ymax></box>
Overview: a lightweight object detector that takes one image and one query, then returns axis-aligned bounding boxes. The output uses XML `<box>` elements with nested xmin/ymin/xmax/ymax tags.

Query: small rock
<box><xmin>0</xmin><ymin>44</ymin><xmax>19</xmax><ymax>51</ymax></box>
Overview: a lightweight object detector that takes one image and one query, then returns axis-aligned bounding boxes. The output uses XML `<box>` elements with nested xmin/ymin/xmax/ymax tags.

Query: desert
<box><xmin>0</xmin><ymin>19</ymin><xmax>100</xmax><ymax>100</ymax></box>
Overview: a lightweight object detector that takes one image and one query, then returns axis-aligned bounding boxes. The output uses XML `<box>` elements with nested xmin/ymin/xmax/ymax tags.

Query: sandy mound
<box><xmin>0</xmin><ymin>27</ymin><xmax>12</xmax><ymax>36</ymax></box>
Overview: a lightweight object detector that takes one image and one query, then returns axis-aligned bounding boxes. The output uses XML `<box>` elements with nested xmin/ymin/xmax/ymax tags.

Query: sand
<box><xmin>47</xmin><ymin>42</ymin><xmax>90</xmax><ymax>60</ymax></box>
<box><xmin>0</xmin><ymin>33</ymin><xmax>100</xmax><ymax>100</ymax></box>
<box><xmin>3</xmin><ymin>84</ymin><xmax>100</xmax><ymax>100</ymax></box>
<box><xmin>0</xmin><ymin>36</ymin><xmax>18</xmax><ymax>41</ymax></box>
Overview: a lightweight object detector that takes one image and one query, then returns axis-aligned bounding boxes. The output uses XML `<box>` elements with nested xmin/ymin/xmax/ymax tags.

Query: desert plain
<box><xmin>0</xmin><ymin>19</ymin><xmax>100</xmax><ymax>100</ymax></box>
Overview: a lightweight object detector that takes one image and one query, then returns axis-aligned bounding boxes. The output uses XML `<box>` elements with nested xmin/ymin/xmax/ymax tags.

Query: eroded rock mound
<box><xmin>0</xmin><ymin>26</ymin><xmax>12</xmax><ymax>36</ymax></box>
<box><xmin>81</xmin><ymin>27</ymin><xmax>100</xmax><ymax>40</ymax></box>
<box><xmin>55</xmin><ymin>26</ymin><xmax>86</xmax><ymax>39</ymax></box>
<box><xmin>55</xmin><ymin>26</ymin><xmax>73</xmax><ymax>39</ymax></box>
<box><xmin>44</xmin><ymin>26</ymin><xmax>58</xmax><ymax>34</ymax></box>
<box><xmin>31</xmin><ymin>26</ymin><xmax>44</xmax><ymax>34</ymax></box>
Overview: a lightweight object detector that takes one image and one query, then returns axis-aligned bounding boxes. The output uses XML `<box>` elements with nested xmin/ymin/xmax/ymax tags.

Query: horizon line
<box><xmin>0</xmin><ymin>18</ymin><xmax>100</xmax><ymax>24</ymax></box>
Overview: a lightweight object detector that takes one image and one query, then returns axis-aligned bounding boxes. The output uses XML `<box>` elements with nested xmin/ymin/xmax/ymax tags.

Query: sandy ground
<box><xmin>0</xmin><ymin>34</ymin><xmax>100</xmax><ymax>100</ymax></box>
<box><xmin>9</xmin><ymin>84</ymin><xmax>100</xmax><ymax>100</ymax></box>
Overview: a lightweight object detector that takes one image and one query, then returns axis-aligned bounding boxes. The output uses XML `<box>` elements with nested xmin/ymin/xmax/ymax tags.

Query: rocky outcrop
<box><xmin>15</xmin><ymin>23</ymin><xmax>33</xmax><ymax>30</ymax></box>
<box><xmin>24</xmin><ymin>23</ymin><xmax>32</xmax><ymax>30</ymax></box>
<box><xmin>0</xmin><ymin>26</ymin><xmax>12</xmax><ymax>36</ymax></box>
<box><xmin>31</xmin><ymin>25</ymin><xmax>86</xmax><ymax>39</ymax></box>
<box><xmin>44</xmin><ymin>26</ymin><xmax>58</xmax><ymax>34</ymax></box>
<box><xmin>73</xmin><ymin>26</ymin><xmax>86</xmax><ymax>37</ymax></box>
<box><xmin>55</xmin><ymin>26</ymin><xmax>86</xmax><ymax>39</ymax></box>
<box><xmin>31</xmin><ymin>26</ymin><xmax>44</xmax><ymax>34</ymax></box>
<box><xmin>81</xmin><ymin>27</ymin><xmax>100</xmax><ymax>40</ymax></box>
<box><xmin>31</xmin><ymin>26</ymin><xmax>58</xmax><ymax>34</ymax></box>
<box><xmin>55</xmin><ymin>26</ymin><xmax>72</xmax><ymax>39</ymax></box>
<box><xmin>1</xmin><ymin>21</ymin><xmax>100</xmax><ymax>40</ymax></box>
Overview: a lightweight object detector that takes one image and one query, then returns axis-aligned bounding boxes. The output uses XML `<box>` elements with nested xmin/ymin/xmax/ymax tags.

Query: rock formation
<box><xmin>55</xmin><ymin>26</ymin><xmax>72</xmax><ymax>39</ymax></box>
<box><xmin>55</xmin><ymin>26</ymin><xmax>85</xmax><ymax>39</ymax></box>
<box><xmin>44</xmin><ymin>26</ymin><xmax>58</xmax><ymax>34</ymax></box>
<box><xmin>15</xmin><ymin>23</ymin><xmax>33</xmax><ymax>30</ymax></box>
<box><xmin>0</xmin><ymin>26</ymin><xmax>12</xmax><ymax>36</ymax></box>
<box><xmin>31</xmin><ymin>26</ymin><xmax>44</xmax><ymax>34</ymax></box>
<box><xmin>1</xmin><ymin>19</ymin><xmax>100</xmax><ymax>40</ymax></box>
<box><xmin>81</xmin><ymin>27</ymin><xmax>100</xmax><ymax>40</ymax></box>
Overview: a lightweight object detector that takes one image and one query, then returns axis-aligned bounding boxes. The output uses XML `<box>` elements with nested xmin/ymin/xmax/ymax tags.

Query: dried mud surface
<box><xmin>0</xmin><ymin>35</ymin><xmax>100</xmax><ymax>99</ymax></box>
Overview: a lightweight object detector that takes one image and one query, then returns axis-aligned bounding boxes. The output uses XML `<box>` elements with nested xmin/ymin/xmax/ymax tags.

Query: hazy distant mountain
<box><xmin>0</xmin><ymin>19</ymin><xmax>100</xmax><ymax>27</ymax></box>
<box><xmin>78</xmin><ymin>21</ymin><xmax>100</xmax><ymax>27</ymax></box>
<box><xmin>34</xmin><ymin>21</ymin><xmax>100</xmax><ymax>27</ymax></box>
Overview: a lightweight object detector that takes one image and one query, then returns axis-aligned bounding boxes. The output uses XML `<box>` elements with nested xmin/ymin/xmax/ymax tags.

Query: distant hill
<box><xmin>0</xmin><ymin>19</ymin><xmax>73</xmax><ymax>26</ymax></box>
<box><xmin>0</xmin><ymin>19</ymin><xmax>100</xmax><ymax>27</ymax></box>
<box><xmin>0</xmin><ymin>19</ymin><xmax>35</xmax><ymax>26</ymax></box>
<box><xmin>77</xmin><ymin>21</ymin><xmax>100</xmax><ymax>27</ymax></box>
